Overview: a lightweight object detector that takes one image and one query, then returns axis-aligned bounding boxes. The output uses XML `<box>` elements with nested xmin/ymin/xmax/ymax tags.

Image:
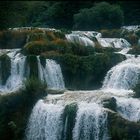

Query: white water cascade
<box><xmin>26</xmin><ymin>100</ymin><xmax>64</xmax><ymax>140</ymax></box>
<box><xmin>97</xmin><ymin>38</ymin><xmax>131</xmax><ymax>48</ymax></box>
<box><xmin>65</xmin><ymin>31</ymin><xmax>98</xmax><ymax>47</ymax></box>
<box><xmin>26</xmin><ymin>91</ymin><xmax>110</xmax><ymax>140</ymax></box>
<box><xmin>0</xmin><ymin>49</ymin><xmax>65</xmax><ymax>94</ymax></box>
<box><xmin>115</xmin><ymin>97</ymin><xmax>140</xmax><ymax>122</ymax></box>
<box><xmin>0</xmin><ymin>49</ymin><xmax>27</xmax><ymax>93</ymax></box>
<box><xmin>73</xmin><ymin>102</ymin><xmax>108</xmax><ymax>140</ymax></box>
<box><xmin>37</xmin><ymin>57</ymin><xmax>65</xmax><ymax>90</ymax></box>
<box><xmin>102</xmin><ymin>57</ymin><xmax>140</xmax><ymax>90</ymax></box>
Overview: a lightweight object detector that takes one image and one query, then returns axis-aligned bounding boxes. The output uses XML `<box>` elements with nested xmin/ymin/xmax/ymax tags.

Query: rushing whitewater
<box><xmin>115</xmin><ymin>97</ymin><xmax>140</xmax><ymax>122</ymax></box>
<box><xmin>0</xmin><ymin>49</ymin><xmax>65</xmax><ymax>93</ymax></box>
<box><xmin>26</xmin><ymin>96</ymin><xmax>109</xmax><ymax>140</ymax></box>
<box><xmin>73</xmin><ymin>102</ymin><xmax>108</xmax><ymax>140</ymax></box>
<box><xmin>97</xmin><ymin>38</ymin><xmax>131</xmax><ymax>48</ymax></box>
<box><xmin>103</xmin><ymin>57</ymin><xmax>140</xmax><ymax>90</ymax></box>
<box><xmin>66</xmin><ymin>33</ymin><xmax>95</xmax><ymax>47</ymax></box>
<box><xmin>0</xmin><ymin>49</ymin><xmax>27</xmax><ymax>93</ymax></box>
<box><xmin>37</xmin><ymin>57</ymin><xmax>65</xmax><ymax>90</ymax></box>
<box><xmin>26</xmin><ymin>100</ymin><xmax>64</xmax><ymax>140</ymax></box>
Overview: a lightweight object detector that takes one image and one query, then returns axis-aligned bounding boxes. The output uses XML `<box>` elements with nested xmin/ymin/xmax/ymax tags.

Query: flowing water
<box><xmin>26</xmin><ymin>44</ymin><xmax>140</xmax><ymax>140</ymax></box>
<box><xmin>0</xmin><ymin>49</ymin><xmax>65</xmax><ymax>94</ymax></box>
<box><xmin>37</xmin><ymin>57</ymin><xmax>65</xmax><ymax>90</ymax></box>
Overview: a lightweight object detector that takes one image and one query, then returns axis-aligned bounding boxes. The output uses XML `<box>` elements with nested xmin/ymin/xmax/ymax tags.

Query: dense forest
<box><xmin>0</xmin><ymin>1</ymin><xmax>140</xmax><ymax>30</ymax></box>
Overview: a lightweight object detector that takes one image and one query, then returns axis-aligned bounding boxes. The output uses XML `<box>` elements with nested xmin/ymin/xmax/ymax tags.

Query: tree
<box><xmin>73</xmin><ymin>2</ymin><xmax>124</xmax><ymax>30</ymax></box>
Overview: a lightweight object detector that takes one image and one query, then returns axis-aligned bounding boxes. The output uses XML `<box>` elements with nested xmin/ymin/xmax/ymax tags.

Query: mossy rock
<box><xmin>0</xmin><ymin>54</ymin><xmax>11</xmax><ymax>85</ymax></box>
<box><xmin>103</xmin><ymin>97</ymin><xmax>117</xmax><ymax>111</ymax></box>
<box><xmin>108</xmin><ymin>112</ymin><xmax>140</xmax><ymax>140</ymax></box>
<box><xmin>26</xmin><ymin>55</ymin><xmax>38</xmax><ymax>78</ymax></box>
<box><xmin>61</xmin><ymin>103</ymin><xmax>78</xmax><ymax>140</ymax></box>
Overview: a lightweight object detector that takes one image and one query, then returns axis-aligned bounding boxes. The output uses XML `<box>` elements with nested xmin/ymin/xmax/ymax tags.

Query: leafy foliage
<box><xmin>73</xmin><ymin>2</ymin><xmax>124</xmax><ymax>30</ymax></box>
<box><xmin>0</xmin><ymin>78</ymin><xmax>47</xmax><ymax>140</ymax></box>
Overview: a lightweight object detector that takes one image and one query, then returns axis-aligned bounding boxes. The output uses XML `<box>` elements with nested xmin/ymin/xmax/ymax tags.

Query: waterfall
<box><xmin>102</xmin><ymin>57</ymin><xmax>140</xmax><ymax>90</ymax></box>
<box><xmin>73</xmin><ymin>102</ymin><xmax>108</xmax><ymax>140</ymax></box>
<box><xmin>115</xmin><ymin>97</ymin><xmax>140</xmax><ymax>122</ymax></box>
<box><xmin>0</xmin><ymin>50</ymin><xmax>27</xmax><ymax>93</ymax></box>
<box><xmin>0</xmin><ymin>49</ymin><xmax>65</xmax><ymax>93</ymax></box>
<box><xmin>97</xmin><ymin>38</ymin><xmax>131</xmax><ymax>48</ymax></box>
<box><xmin>26</xmin><ymin>100</ymin><xmax>64</xmax><ymax>140</ymax></box>
<box><xmin>65</xmin><ymin>32</ymin><xmax>95</xmax><ymax>47</ymax></box>
<box><xmin>26</xmin><ymin>92</ymin><xmax>109</xmax><ymax>140</ymax></box>
<box><xmin>37</xmin><ymin>57</ymin><xmax>65</xmax><ymax>90</ymax></box>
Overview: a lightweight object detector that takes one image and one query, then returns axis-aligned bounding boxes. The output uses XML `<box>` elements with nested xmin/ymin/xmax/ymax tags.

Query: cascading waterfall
<box><xmin>102</xmin><ymin>57</ymin><xmax>140</xmax><ymax>90</ymax></box>
<box><xmin>73</xmin><ymin>102</ymin><xmax>108</xmax><ymax>140</ymax></box>
<box><xmin>97</xmin><ymin>38</ymin><xmax>131</xmax><ymax>48</ymax></box>
<box><xmin>26</xmin><ymin>92</ymin><xmax>109</xmax><ymax>140</ymax></box>
<box><xmin>0</xmin><ymin>50</ymin><xmax>27</xmax><ymax>93</ymax></box>
<box><xmin>66</xmin><ymin>33</ymin><xmax>95</xmax><ymax>47</ymax></box>
<box><xmin>115</xmin><ymin>97</ymin><xmax>140</xmax><ymax>122</ymax></box>
<box><xmin>26</xmin><ymin>100</ymin><xmax>64</xmax><ymax>140</ymax></box>
<box><xmin>0</xmin><ymin>48</ymin><xmax>65</xmax><ymax>93</ymax></box>
<box><xmin>37</xmin><ymin>57</ymin><xmax>65</xmax><ymax>90</ymax></box>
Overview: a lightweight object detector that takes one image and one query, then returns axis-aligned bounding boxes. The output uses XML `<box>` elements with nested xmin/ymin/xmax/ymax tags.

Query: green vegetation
<box><xmin>108</xmin><ymin>112</ymin><xmax>140</xmax><ymax>140</ymax></box>
<box><xmin>74</xmin><ymin>2</ymin><xmax>124</xmax><ymax>30</ymax></box>
<box><xmin>46</xmin><ymin>52</ymin><xmax>125</xmax><ymax>89</ymax></box>
<box><xmin>0</xmin><ymin>1</ymin><xmax>140</xmax><ymax>30</ymax></box>
<box><xmin>0</xmin><ymin>77</ymin><xmax>47</xmax><ymax>140</ymax></box>
<box><xmin>0</xmin><ymin>54</ymin><xmax>11</xmax><ymax>84</ymax></box>
<box><xmin>62</xmin><ymin>103</ymin><xmax>78</xmax><ymax>140</ymax></box>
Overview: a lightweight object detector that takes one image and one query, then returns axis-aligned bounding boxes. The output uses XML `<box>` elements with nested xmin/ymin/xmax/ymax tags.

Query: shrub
<box><xmin>23</xmin><ymin>40</ymin><xmax>48</xmax><ymax>55</ymax></box>
<box><xmin>23</xmin><ymin>77</ymin><xmax>47</xmax><ymax>101</ymax></box>
<box><xmin>73</xmin><ymin>2</ymin><xmax>124</xmax><ymax>30</ymax></box>
<box><xmin>0</xmin><ymin>77</ymin><xmax>47</xmax><ymax>140</ymax></box>
<box><xmin>27</xmin><ymin>32</ymin><xmax>49</xmax><ymax>42</ymax></box>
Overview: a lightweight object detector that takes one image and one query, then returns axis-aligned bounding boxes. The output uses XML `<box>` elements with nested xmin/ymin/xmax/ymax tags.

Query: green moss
<box><xmin>61</xmin><ymin>103</ymin><xmax>78</xmax><ymax>140</ymax></box>
<box><xmin>0</xmin><ymin>54</ymin><xmax>11</xmax><ymax>85</ymax></box>
<box><xmin>46</xmin><ymin>53</ymin><xmax>125</xmax><ymax>90</ymax></box>
<box><xmin>39</xmin><ymin>55</ymin><xmax>46</xmax><ymax>68</ymax></box>
<box><xmin>26</xmin><ymin>55</ymin><xmax>38</xmax><ymax>78</ymax></box>
<box><xmin>0</xmin><ymin>78</ymin><xmax>47</xmax><ymax>140</ymax></box>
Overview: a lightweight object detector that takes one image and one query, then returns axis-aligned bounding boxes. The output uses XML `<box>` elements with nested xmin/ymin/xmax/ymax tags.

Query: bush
<box><xmin>73</xmin><ymin>2</ymin><xmax>124</xmax><ymax>30</ymax></box>
<box><xmin>23</xmin><ymin>77</ymin><xmax>47</xmax><ymax>101</ymax></box>
<box><xmin>23</xmin><ymin>40</ymin><xmax>48</xmax><ymax>55</ymax></box>
<box><xmin>0</xmin><ymin>77</ymin><xmax>47</xmax><ymax>140</ymax></box>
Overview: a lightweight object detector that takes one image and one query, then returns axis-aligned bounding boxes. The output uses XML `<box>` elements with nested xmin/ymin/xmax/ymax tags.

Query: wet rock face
<box><xmin>103</xmin><ymin>97</ymin><xmax>117</xmax><ymax>112</ymax></box>
<box><xmin>108</xmin><ymin>112</ymin><xmax>140</xmax><ymax>140</ymax></box>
